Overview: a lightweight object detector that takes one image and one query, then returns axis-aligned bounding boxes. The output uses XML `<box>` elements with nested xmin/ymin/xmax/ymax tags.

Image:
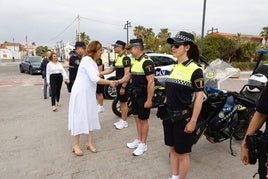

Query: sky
<box><xmin>0</xmin><ymin>0</ymin><xmax>267</xmax><ymax>48</ymax></box>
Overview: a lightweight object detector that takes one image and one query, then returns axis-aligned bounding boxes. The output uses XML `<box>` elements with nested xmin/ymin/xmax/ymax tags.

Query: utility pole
<box><xmin>207</xmin><ymin>27</ymin><xmax>218</xmax><ymax>34</ymax></box>
<box><xmin>25</xmin><ymin>35</ymin><xmax>28</xmax><ymax>56</ymax></box>
<box><xmin>200</xmin><ymin>0</ymin><xmax>207</xmax><ymax>55</ymax></box>
<box><xmin>124</xmin><ymin>21</ymin><xmax>132</xmax><ymax>43</ymax></box>
<box><xmin>13</xmin><ymin>38</ymin><xmax>15</xmax><ymax>61</ymax></box>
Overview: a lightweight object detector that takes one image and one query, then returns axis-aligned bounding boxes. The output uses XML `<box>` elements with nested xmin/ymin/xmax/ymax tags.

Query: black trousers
<box><xmin>50</xmin><ymin>74</ymin><xmax>63</xmax><ymax>106</ymax></box>
<box><xmin>258</xmin><ymin>153</ymin><xmax>268</xmax><ymax>179</ymax></box>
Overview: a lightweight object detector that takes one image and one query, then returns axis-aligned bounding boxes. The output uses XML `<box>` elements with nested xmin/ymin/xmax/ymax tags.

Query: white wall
<box><xmin>0</xmin><ymin>49</ymin><xmax>12</xmax><ymax>59</ymax></box>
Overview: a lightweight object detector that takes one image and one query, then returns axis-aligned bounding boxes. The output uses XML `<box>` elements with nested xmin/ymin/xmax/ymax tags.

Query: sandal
<box><xmin>52</xmin><ymin>106</ymin><xmax>57</xmax><ymax>112</ymax></box>
<box><xmin>85</xmin><ymin>144</ymin><xmax>97</xmax><ymax>153</ymax></box>
<box><xmin>72</xmin><ymin>145</ymin><xmax>83</xmax><ymax>156</ymax></box>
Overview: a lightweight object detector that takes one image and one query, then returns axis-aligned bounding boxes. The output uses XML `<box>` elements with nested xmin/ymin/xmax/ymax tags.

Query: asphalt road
<box><xmin>0</xmin><ymin>62</ymin><xmax>257</xmax><ymax>179</ymax></box>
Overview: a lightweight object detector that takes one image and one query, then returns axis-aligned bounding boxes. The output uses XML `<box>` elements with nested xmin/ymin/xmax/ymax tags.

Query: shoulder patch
<box><xmin>144</xmin><ymin>64</ymin><xmax>154</xmax><ymax>72</ymax></box>
<box><xmin>75</xmin><ymin>59</ymin><xmax>80</xmax><ymax>65</ymax></box>
<box><xmin>194</xmin><ymin>78</ymin><xmax>204</xmax><ymax>89</ymax></box>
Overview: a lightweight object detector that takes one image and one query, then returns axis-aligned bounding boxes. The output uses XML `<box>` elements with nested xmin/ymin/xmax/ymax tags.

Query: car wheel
<box><xmin>103</xmin><ymin>84</ymin><xmax>117</xmax><ymax>99</ymax></box>
<box><xmin>19</xmin><ymin>65</ymin><xmax>25</xmax><ymax>73</ymax></box>
<box><xmin>29</xmin><ymin>67</ymin><xmax>33</xmax><ymax>75</ymax></box>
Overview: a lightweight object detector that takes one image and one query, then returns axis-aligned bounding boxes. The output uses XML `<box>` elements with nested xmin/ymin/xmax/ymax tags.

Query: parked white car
<box><xmin>103</xmin><ymin>53</ymin><xmax>177</xmax><ymax>99</ymax></box>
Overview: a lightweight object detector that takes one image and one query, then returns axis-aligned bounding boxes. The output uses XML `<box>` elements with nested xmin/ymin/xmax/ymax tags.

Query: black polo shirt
<box><xmin>131</xmin><ymin>54</ymin><xmax>155</xmax><ymax>89</ymax></box>
<box><xmin>256</xmin><ymin>86</ymin><xmax>268</xmax><ymax>138</ymax></box>
<box><xmin>165</xmin><ymin>59</ymin><xmax>204</xmax><ymax>110</ymax></box>
<box><xmin>112</xmin><ymin>54</ymin><xmax>131</xmax><ymax>79</ymax></box>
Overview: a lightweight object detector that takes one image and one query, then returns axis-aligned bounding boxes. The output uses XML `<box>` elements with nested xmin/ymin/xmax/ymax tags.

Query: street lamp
<box><xmin>200</xmin><ymin>0</ymin><xmax>207</xmax><ymax>55</ymax></box>
<box><xmin>124</xmin><ymin>21</ymin><xmax>132</xmax><ymax>43</ymax></box>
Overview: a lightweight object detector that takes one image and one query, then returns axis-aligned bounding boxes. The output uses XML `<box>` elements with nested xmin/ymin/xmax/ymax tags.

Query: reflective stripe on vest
<box><xmin>167</xmin><ymin>61</ymin><xmax>200</xmax><ymax>87</ymax></box>
<box><xmin>114</xmin><ymin>55</ymin><xmax>125</xmax><ymax>68</ymax></box>
<box><xmin>131</xmin><ymin>57</ymin><xmax>152</xmax><ymax>76</ymax></box>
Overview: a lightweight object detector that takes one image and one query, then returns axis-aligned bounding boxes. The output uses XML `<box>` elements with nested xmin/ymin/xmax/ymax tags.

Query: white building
<box><xmin>1</xmin><ymin>42</ymin><xmax>20</xmax><ymax>59</ymax></box>
<box><xmin>0</xmin><ymin>48</ymin><xmax>12</xmax><ymax>59</ymax></box>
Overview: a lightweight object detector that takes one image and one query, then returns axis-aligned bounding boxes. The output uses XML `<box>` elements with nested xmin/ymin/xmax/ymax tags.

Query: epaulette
<box><xmin>144</xmin><ymin>55</ymin><xmax>148</xmax><ymax>59</ymax></box>
<box><xmin>185</xmin><ymin>59</ymin><xmax>194</xmax><ymax>67</ymax></box>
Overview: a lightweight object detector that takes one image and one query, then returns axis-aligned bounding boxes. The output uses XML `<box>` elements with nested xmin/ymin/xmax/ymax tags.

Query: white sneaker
<box><xmin>98</xmin><ymin>105</ymin><xmax>105</xmax><ymax>113</ymax></box>
<box><xmin>113</xmin><ymin>119</ymin><xmax>123</xmax><ymax>126</ymax></box>
<box><xmin>115</xmin><ymin>120</ymin><xmax>128</xmax><ymax>129</ymax></box>
<box><xmin>133</xmin><ymin>143</ymin><xmax>147</xmax><ymax>156</ymax></box>
<box><xmin>127</xmin><ymin>139</ymin><xmax>141</xmax><ymax>149</ymax></box>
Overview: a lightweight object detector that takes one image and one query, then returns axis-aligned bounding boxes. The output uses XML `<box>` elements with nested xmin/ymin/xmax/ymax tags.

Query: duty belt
<box><xmin>166</xmin><ymin>108</ymin><xmax>192</xmax><ymax>123</ymax></box>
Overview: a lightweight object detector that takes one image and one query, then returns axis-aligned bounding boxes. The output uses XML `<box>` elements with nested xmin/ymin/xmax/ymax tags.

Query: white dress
<box><xmin>68</xmin><ymin>56</ymin><xmax>101</xmax><ymax>136</ymax></box>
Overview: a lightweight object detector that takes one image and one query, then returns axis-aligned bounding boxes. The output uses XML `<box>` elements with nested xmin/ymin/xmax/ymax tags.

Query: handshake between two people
<box><xmin>106</xmin><ymin>74</ymin><xmax>130</xmax><ymax>88</ymax></box>
<box><xmin>108</xmin><ymin>80</ymin><xmax>119</xmax><ymax>88</ymax></box>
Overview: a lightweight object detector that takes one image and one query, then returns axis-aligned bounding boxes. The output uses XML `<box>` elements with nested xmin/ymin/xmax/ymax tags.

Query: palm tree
<box><xmin>79</xmin><ymin>32</ymin><xmax>90</xmax><ymax>44</ymax></box>
<box><xmin>260</xmin><ymin>26</ymin><xmax>268</xmax><ymax>44</ymax></box>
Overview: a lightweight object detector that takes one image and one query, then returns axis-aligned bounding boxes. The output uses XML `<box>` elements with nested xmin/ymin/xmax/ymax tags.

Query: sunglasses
<box><xmin>171</xmin><ymin>43</ymin><xmax>184</xmax><ymax>48</ymax></box>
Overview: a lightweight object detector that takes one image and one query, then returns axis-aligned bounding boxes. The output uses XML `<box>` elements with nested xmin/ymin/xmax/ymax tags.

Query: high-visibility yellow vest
<box><xmin>114</xmin><ymin>55</ymin><xmax>125</xmax><ymax>68</ymax></box>
<box><xmin>168</xmin><ymin>61</ymin><xmax>201</xmax><ymax>87</ymax></box>
<box><xmin>131</xmin><ymin>56</ymin><xmax>152</xmax><ymax>75</ymax></box>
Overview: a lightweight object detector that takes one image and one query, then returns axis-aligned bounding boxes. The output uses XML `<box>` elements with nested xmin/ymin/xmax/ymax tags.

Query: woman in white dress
<box><xmin>68</xmin><ymin>41</ymin><xmax>116</xmax><ymax>156</ymax></box>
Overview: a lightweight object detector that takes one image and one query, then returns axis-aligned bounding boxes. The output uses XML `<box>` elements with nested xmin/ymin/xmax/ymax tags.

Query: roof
<box><xmin>210</xmin><ymin>32</ymin><xmax>262</xmax><ymax>40</ymax></box>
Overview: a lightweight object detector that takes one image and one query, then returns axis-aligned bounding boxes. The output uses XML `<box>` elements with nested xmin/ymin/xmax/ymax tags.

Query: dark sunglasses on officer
<box><xmin>171</xmin><ymin>42</ymin><xmax>184</xmax><ymax>49</ymax></box>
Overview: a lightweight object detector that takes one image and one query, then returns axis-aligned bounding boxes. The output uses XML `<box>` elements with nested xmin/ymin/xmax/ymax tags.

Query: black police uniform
<box><xmin>162</xmin><ymin>59</ymin><xmax>204</xmax><ymax>154</ymax></box>
<box><xmin>113</xmin><ymin>53</ymin><xmax>131</xmax><ymax>102</ymax></box>
<box><xmin>96</xmin><ymin>58</ymin><xmax>104</xmax><ymax>94</ymax></box>
<box><xmin>130</xmin><ymin>54</ymin><xmax>155</xmax><ymax>120</ymax></box>
<box><xmin>68</xmin><ymin>50</ymin><xmax>82</xmax><ymax>92</ymax></box>
<box><xmin>255</xmin><ymin>86</ymin><xmax>268</xmax><ymax>179</ymax></box>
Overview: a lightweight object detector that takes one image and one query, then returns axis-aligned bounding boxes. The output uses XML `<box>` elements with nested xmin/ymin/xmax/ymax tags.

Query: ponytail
<box><xmin>185</xmin><ymin>42</ymin><xmax>200</xmax><ymax>63</ymax></box>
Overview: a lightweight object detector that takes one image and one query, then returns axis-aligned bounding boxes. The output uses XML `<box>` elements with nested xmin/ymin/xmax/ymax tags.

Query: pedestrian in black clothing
<box><xmin>40</xmin><ymin>51</ymin><xmax>52</xmax><ymax>99</ymax></box>
<box><xmin>68</xmin><ymin>41</ymin><xmax>86</xmax><ymax>92</ymax></box>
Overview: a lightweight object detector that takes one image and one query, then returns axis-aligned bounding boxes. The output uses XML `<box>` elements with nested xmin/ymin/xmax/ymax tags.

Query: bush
<box><xmin>231</xmin><ymin>62</ymin><xmax>266</xmax><ymax>71</ymax></box>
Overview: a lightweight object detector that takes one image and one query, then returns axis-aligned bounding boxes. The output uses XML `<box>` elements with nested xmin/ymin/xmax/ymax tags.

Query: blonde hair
<box><xmin>85</xmin><ymin>41</ymin><xmax>102</xmax><ymax>60</ymax></box>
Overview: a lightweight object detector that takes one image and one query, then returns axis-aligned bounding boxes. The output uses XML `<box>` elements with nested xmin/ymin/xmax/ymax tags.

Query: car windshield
<box><xmin>28</xmin><ymin>57</ymin><xmax>42</xmax><ymax>62</ymax></box>
<box><xmin>149</xmin><ymin>56</ymin><xmax>176</xmax><ymax>67</ymax></box>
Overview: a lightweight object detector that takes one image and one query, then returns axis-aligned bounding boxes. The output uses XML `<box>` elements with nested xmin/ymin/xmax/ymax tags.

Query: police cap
<box><xmin>167</xmin><ymin>31</ymin><xmax>194</xmax><ymax>44</ymax></box>
<box><xmin>111</xmin><ymin>40</ymin><xmax>126</xmax><ymax>48</ymax></box>
<box><xmin>126</xmin><ymin>39</ymin><xmax>143</xmax><ymax>50</ymax></box>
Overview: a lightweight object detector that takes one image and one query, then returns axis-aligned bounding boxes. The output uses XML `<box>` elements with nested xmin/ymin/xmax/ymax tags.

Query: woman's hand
<box><xmin>110</xmin><ymin>81</ymin><xmax>118</xmax><ymax>88</ymax></box>
<box><xmin>64</xmin><ymin>79</ymin><xmax>70</xmax><ymax>83</ymax></box>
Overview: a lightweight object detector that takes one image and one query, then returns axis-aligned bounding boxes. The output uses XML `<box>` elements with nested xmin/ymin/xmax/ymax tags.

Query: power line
<box><xmin>80</xmin><ymin>16</ymin><xmax>121</xmax><ymax>27</ymax></box>
<box><xmin>44</xmin><ymin>16</ymin><xmax>78</xmax><ymax>43</ymax></box>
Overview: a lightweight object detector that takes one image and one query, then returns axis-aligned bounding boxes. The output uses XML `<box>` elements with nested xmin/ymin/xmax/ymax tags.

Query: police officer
<box><xmin>96</xmin><ymin>58</ymin><xmax>105</xmax><ymax>113</ymax></box>
<box><xmin>100</xmin><ymin>40</ymin><xmax>131</xmax><ymax>129</ymax></box>
<box><xmin>68</xmin><ymin>41</ymin><xmax>86</xmax><ymax>92</ymax></box>
<box><xmin>117</xmin><ymin>38</ymin><xmax>155</xmax><ymax>156</ymax></box>
<box><xmin>241</xmin><ymin>85</ymin><xmax>268</xmax><ymax>179</ymax></box>
<box><xmin>164</xmin><ymin>31</ymin><xmax>204</xmax><ymax>179</ymax></box>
